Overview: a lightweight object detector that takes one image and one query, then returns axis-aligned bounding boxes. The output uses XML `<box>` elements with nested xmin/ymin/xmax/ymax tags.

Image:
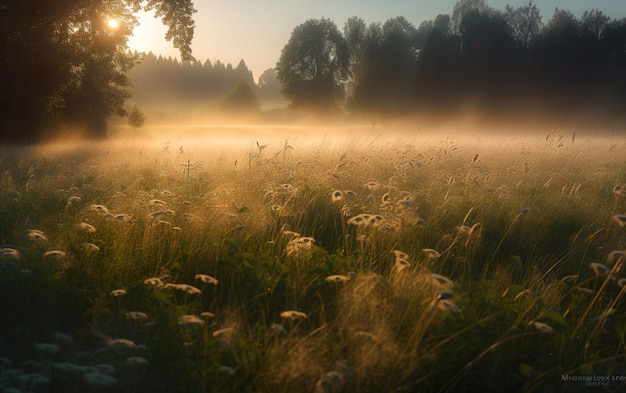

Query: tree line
<box><xmin>127</xmin><ymin>53</ymin><xmax>281</xmax><ymax>106</ymax></box>
<box><xmin>276</xmin><ymin>0</ymin><xmax>626</xmax><ymax>125</ymax></box>
<box><xmin>2</xmin><ymin>0</ymin><xmax>625</xmax><ymax>143</ymax></box>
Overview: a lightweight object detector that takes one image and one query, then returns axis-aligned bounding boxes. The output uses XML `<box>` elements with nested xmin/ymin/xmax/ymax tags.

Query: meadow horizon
<box><xmin>1</xmin><ymin>125</ymin><xmax>626</xmax><ymax>392</ymax></box>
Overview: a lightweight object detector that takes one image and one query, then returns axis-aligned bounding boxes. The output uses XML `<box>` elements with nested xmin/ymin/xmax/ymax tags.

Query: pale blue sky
<box><xmin>128</xmin><ymin>1</ymin><xmax>626</xmax><ymax>80</ymax></box>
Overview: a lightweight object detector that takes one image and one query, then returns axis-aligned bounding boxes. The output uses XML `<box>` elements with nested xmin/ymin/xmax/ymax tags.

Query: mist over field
<box><xmin>2</xmin><ymin>0</ymin><xmax>626</xmax><ymax>392</ymax></box>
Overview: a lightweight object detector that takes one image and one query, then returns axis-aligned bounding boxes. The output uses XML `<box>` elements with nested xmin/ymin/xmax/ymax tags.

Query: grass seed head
<box><xmin>280</xmin><ymin>310</ymin><xmax>307</xmax><ymax>320</ymax></box>
<box><xmin>124</xmin><ymin>356</ymin><xmax>149</xmax><ymax>367</ymax></box>
<box><xmin>110</xmin><ymin>289</ymin><xmax>127</xmax><ymax>297</ymax></box>
<box><xmin>27</xmin><ymin>229</ymin><xmax>48</xmax><ymax>242</ymax></box>
<box><xmin>195</xmin><ymin>273</ymin><xmax>219</xmax><ymax>285</ymax></box>
<box><xmin>430</xmin><ymin>273</ymin><xmax>453</xmax><ymax>287</ymax></box>
<box><xmin>84</xmin><ymin>371</ymin><xmax>117</xmax><ymax>388</ymax></box>
<box><xmin>0</xmin><ymin>248</ymin><xmax>21</xmax><ymax>261</ymax></box>
<box><xmin>43</xmin><ymin>250</ymin><xmax>66</xmax><ymax>260</ymax></box>
<box><xmin>325</xmin><ymin>274</ymin><xmax>350</xmax><ymax>283</ymax></box>
<box><xmin>126</xmin><ymin>311</ymin><xmax>149</xmax><ymax>322</ymax></box>
<box><xmin>107</xmin><ymin>338</ymin><xmax>135</xmax><ymax>351</ymax></box>
<box><xmin>178</xmin><ymin>315</ymin><xmax>205</xmax><ymax>327</ymax></box>
<box><xmin>613</xmin><ymin>214</ymin><xmax>626</xmax><ymax>227</ymax></box>
<box><xmin>589</xmin><ymin>262</ymin><xmax>610</xmax><ymax>276</ymax></box>
<box><xmin>144</xmin><ymin>277</ymin><xmax>164</xmax><ymax>287</ymax></box>
<box><xmin>532</xmin><ymin>321</ymin><xmax>554</xmax><ymax>334</ymax></box>
<box><xmin>331</xmin><ymin>190</ymin><xmax>344</xmax><ymax>202</ymax></box>
<box><xmin>436</xmin><ymin>299</ymin><xmax>460</xmax><ymax>313</ymax></box>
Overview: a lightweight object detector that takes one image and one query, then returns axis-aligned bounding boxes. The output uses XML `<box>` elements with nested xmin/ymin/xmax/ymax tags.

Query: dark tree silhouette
<box><xmin>219</xmin><ymin>78</ymin><xmax>261</xmax><ymax>115</ymax></box>
<box><xmin>0</xmin><ymin>0</ymin><xmax>195</xmax><ymax>143</ymax></box>
<box><xmin>451</xmin><ymin>0</ymin><xmax>492</xmax><ymax>33</ymax></box>
<box><xmin>413</xmin><ymin>18</ymin><xmax>460</xmax><ymax>112</ymax></box>
<box><xmin>504</xmin><ymin>1</ymin><xmax>543</xmax><ymax>49</ymax></box>
<box><xmin>348</xmin><ymin>17</ymin><xmax>419</xmax><ymax>118</ymax></box>
<box><xmin>257</xmin><ymin>68</ymin><xmax>284</xmax><ymax>101</ymax></box>
<box><xmin>276</xmin><ymin>18</ymin><xmax>350</xmax><ymax>114</ymax></box>
<box><xmin>458</xmin><ymin>10</ymin><xmax>517</xmax><ymax>109</ymax></box>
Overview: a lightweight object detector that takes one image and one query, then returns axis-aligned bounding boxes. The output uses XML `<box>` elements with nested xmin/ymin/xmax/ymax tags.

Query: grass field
<box><xmin>1</xmin><ymin>126</ymin><xmax>625</xmax><ymax>392</ymax></box>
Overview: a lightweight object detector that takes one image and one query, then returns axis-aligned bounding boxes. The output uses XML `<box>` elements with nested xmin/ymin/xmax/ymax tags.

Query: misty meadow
<box><xmin>2</xmin><ymin>0</ymin><xmax>626</xmax><ymax>392</ymax></box>
<box><xmin>1</xmin><ymin>130</ymin><xmax>626</xmax><ymax>393</ymax></box>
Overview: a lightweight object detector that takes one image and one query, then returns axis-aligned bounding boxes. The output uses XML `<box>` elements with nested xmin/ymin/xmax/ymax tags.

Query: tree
<box><xmin>348</xmin><ymin>17</ymin><xmax>419</xmax><ymax>116</ymax></box>
<box><xmin>128</xmin><ymin>105</ymin><xmax>145</xmax><ymax>131</ymax></box>
<box><xmin>504</xmin><ymin>0</ymin><xmax>542</xmax><ymax>48</ymax></box>
<box><xmin>451</xmin><ymin>0</ymin><xmax>492</xmax><ymax>33</ymax></box>
<box><xmin>257</xmin><ymin>68</ymin><xmax>283</xmax><ymax>101</ymax></box>
<box><xmin>219</xmin><ymin>78</ymin><xmax>261</xmax><ymax>115</ymax></box>
<box><xmin>275</xmin><ymin>18</ymin><xmax>350</xmax><ymax>114</ymax></box>
<box><xmin>343</xmin><ymin>16</ymin><xmax>368</xmax><ymax>92</ymax></box>
<box><xmin>455</xmin><ymin>9</ymin><xmax>517</xmax><ymax>111</ymax></box>
<box><xmin>0</xmin><ymin>0</ymin><xmax>196</xmax><ymax>143</ymax></box>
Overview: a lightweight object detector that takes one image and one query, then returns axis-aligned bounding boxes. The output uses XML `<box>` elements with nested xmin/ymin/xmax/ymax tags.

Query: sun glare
<box><xmin>106</xmin><ymin>18</ymin><xmax>119</xmax><ymax>29</ymax></box>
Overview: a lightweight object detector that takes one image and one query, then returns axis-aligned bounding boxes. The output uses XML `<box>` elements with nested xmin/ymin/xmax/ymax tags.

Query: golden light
<box><xmin>106</xmin><ymin>18</ymin><xmax>120</xmax><ymax>29</ymax></box>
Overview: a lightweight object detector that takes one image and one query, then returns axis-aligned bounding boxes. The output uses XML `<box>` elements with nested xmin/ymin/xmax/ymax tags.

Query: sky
<box><xmin>127</xmin><ymin>0</ymin><xmax>626</xmax><ymax>81</ymax></box>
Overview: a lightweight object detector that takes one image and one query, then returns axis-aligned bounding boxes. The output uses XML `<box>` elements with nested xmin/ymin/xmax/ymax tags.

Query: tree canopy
<box><xmin>0</xmin><ymin>0</ymin><xmax>195</xmax><ymax>142</ymax></box>
<box><xmin>275</xmin><ymin>18</ymin><xmax>350</xmax><ymax>114</ymax></box>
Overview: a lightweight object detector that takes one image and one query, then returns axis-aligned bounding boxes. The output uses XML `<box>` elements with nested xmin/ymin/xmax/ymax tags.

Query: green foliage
<box><xmin>1</xmin><ymin>131</ymin><xmax>626</xmax><ymax>392</ymax></box>
<box><xmin>276</xmin><ymin>18</ymin><xmax>350</xmax><ymax>114</ymax></box>
<box><xmin>0</xmin><ymin>0</ymin><xmax>195</xmax><ymax>142</ymax></box>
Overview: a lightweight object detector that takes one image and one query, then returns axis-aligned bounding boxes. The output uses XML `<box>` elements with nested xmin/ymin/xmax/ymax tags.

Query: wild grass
<box><xmin>0</xmin><ymin>128</ymin><xmax>625</xmax><ymax>392</ymax></box>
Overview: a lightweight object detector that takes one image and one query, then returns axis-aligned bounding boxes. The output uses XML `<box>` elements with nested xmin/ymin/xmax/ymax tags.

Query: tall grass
<box><xmin>0</xmin><ymin>129</ymin><xmax>625</xmax><ymax>392</ymax></box>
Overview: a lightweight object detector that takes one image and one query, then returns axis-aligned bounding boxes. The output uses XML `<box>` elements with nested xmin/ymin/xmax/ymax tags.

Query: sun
<box><xmin>106</xmin><ymin>18</ymin><xmax>120</xmax><ymax>29</ymax></box>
